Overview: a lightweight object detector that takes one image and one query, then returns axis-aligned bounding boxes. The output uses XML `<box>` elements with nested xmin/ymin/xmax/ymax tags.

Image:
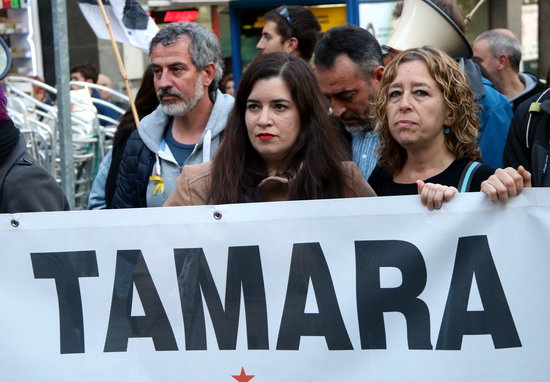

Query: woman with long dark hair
<box><xmin>165</xmin><ymin>52</ymin><xmax>375</xmax><ymax>206</ymax></box>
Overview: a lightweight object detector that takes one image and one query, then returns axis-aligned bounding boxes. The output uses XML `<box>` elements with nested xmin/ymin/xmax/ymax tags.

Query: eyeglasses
<box><xmin>278</xmin><ymin>7</ymin><xmax>292</xmax><ymax>26</ymax></box>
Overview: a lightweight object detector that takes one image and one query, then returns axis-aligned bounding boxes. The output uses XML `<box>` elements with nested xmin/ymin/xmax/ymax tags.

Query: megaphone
<box><xmin>383</xmin><ymin>0</ymin><xmax>472</xmax><ymax>59</ymax></box>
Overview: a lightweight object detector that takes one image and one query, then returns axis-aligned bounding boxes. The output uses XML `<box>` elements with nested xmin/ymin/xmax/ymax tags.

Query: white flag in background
<box><xmin>76</xmin><ymin>0</ymin><xmax>159</xmax><ymax>52</ymax></box>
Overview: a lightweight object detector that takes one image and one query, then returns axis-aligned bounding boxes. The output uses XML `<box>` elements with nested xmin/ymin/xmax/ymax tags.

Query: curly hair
<box><xmin>375</xmin><ymin>46</ymin><xmax>480</xmax><ymax>175</ymax></box>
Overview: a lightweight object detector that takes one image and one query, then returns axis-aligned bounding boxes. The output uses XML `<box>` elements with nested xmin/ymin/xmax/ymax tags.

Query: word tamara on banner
<box><xmin>31</xmin><ymin>237</ymin><xmax>520</xmax><ymax>355</ymax></box>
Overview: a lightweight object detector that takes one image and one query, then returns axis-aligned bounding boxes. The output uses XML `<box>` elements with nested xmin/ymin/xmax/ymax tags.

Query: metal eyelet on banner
<box><xmin>213</xmin><ymin>210</ymin><xmax>222</xmax><ymax>220</ymax></box>
<box><xmin>10</xmin><ymin>218</ymin><xmax>19</xmax><ymax>228</ymax></box>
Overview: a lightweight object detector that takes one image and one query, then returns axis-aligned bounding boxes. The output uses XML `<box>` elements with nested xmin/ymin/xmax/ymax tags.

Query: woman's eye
<box><xmin>247</xmin><ymin>103</ymin><xmax>260</xmax><ymax>111</ymax></box>
<box><xmin>415</xmin><ymin>90</ymin><xmax>429</xmax><ymax>97</ymax></box>
<box><xmin>274</xmin><ymin>104</ymin><xmax>288</xmax><ymax>111</ymax></box>
<box><xmin>389</xmin><ymin>90</ymin><xmax>401</xmax><ymax>99</ymax></box>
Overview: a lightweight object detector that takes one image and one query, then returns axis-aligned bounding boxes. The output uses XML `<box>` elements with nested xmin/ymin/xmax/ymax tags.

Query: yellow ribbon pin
<box><xmin>149</xmin><ymin>176</ymin><xmax>165</xmax><ymax>195</ymax></box>
<box><xmin>529</xmin><ymin>102</ymin><xmax>541</xmax><ymax>113</ymax></box>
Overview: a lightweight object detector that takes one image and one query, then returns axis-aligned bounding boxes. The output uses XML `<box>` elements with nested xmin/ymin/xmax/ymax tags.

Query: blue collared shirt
<box><xmin>351</xmin><ymin>129</ymin><xmax>380</xmax><ymax>180</ymax></box>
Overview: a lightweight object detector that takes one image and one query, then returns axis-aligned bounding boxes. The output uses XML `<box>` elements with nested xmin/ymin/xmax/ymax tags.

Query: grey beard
<box><xmin>160</xmin><ymin>79</ymin><xmax>204</xmax><ymax>117</ymax></box>
<box><xmin>343</xmin><ymin>116</ymin><xmax>375</xmax><ymax>133</ymax></box>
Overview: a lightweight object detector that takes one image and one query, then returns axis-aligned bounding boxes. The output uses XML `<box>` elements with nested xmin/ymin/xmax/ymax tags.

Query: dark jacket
<box><xmin>511</xmin><ymin>73</ymin><xmax>546</xmax><ymax>112</ymax></box>
<box><xmin>503</xmin><ymin>89</ymin><xmax>550</xmax><ymax>186</ymax></box>
<box><xmin>0</xmin><ymin>131</ymin><xmax>69</xmax><ymax>213</ymax></box>
<box><xmin>105</xmin><ymin>127</ymin><xmax>134</xmax><ymax>208</ymax></box>
<box><xmin>110</xmin><ymin>129</ymin><xmax>156</xmax><ymax>208</ymax></box>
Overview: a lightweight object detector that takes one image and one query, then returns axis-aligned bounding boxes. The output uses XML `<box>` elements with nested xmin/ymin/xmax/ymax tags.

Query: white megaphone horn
<box><xmin>383</xmin><ymin>0</ymin><xmax>472</xmax><ymax>59</ymax></box>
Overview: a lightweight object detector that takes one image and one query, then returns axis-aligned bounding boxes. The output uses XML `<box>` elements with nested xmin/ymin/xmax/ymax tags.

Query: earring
<box><xmin>444</xmin><ymin>127</ymin><xmax>451</xmax><ymax>134</ymax></box>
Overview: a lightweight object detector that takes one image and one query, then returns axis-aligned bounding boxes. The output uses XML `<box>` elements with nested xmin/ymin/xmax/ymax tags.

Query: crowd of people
<box><xmin>2</xmin><ymin>1</ymin><xmax>543</xmax><ymax>215</ymax></box>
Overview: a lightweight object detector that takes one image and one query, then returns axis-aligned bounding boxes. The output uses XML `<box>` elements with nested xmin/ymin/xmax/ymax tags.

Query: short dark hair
<box><xmin>209</xmin><ymin>52</ymin><xmax>347</xmax><ymax>203</ymax></box>
<box><xmin>314</xmin><ymin>25</ymin><xmax>383</xmax><ymax>80</ymax></box>
<box><xmin>264</xmin><ymin>5</ymin><xmax>321</xmax><ymax>62</ymax></box>
<box><xmin>70</xmin><ymin>63</ymin><xmax>99</xmax><ymax>83</ymax></box>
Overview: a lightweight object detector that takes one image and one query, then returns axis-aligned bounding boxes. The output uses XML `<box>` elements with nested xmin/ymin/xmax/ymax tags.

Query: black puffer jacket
<box><xmin>111</xmin><ymin>129</ymin><xmax>155</xmax><ymax>208</ymax></box>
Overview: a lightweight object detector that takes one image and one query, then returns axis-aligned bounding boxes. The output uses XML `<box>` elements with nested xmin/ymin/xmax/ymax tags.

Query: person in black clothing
<box><xmin>0</xmin><ymin>87</ymin><xmax>69</xmax><ymax>212</ymax></box>
<box><xmin>473</xmin><ymin>29</ymin><xmax>545</xmax><ymax>112</ymax></box>
<box><xmin>368</xmin><ymin>47</ymin><xmax>530</xmax><ymax>209</ymax></box>
<box><xmin>502</xmin><ymin>89</ymin><xmax>550</xmax><ymax>187</ymax></box>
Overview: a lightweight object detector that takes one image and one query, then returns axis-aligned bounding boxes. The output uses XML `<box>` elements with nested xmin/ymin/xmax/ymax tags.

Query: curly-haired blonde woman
<box><xmin>368</xmin><ymin>46</ymin><xmax>530</xmax><ymax>209</ymax></box>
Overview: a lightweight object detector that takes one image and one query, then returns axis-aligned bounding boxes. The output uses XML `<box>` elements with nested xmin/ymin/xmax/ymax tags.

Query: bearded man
<box><xmin>112</xmin><ymin>22</ymin><xmax>234</xmax><ymax>208</ymax></box>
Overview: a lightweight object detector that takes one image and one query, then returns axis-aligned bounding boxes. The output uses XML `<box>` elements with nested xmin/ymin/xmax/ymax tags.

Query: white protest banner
<box><xmin>1</xmin><ymin>190</ymin><xmax>550</xmax><ymax>381</ymax></box>
<box><xmin>76</xmin><ymin>0</ymin><xmax>158</xmax><ymax>52</ymax></box>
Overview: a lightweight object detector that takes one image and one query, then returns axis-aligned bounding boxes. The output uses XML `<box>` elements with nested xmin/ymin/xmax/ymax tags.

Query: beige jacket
<box><xmin>164</xmin><ymin>161</ymin><xmax>376</xmax><ymax>206</ymax></box>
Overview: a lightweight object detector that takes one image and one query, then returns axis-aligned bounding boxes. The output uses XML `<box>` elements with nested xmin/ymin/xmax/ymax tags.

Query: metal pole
<box><xmin>52</xmin><ymin>0</ymin><xmax>75</xmax><ymax>208</ymax></box>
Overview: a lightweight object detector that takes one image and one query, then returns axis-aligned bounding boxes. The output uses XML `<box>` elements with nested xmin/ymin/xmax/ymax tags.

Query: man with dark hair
<box><xmin>70</xmin><ymin>63</ymin><xmax>99</xmax><ymax>85</ymax></box>
<box><xmin>313</xmin><ymin>25</ymin><xmax>384</xmax><ymax>179</ymax></box>
<box><xmin>112</xmin><ymin>21</ymin><xmax>234</xmax><ymax>208</ymax></box>
<box><xmin>256</xmin><ymin>5</ymin><xmax>321</xmax><ymax>62</ymax></box>
<box><xmin>70</xmin><ymin>63</ymin><xmax>122</xmax><ymax>126</ymax></box>
<box><xmin>473</xmin><ymin>29</ymin><xmax>545</xmax><ymax>111</ymax></box>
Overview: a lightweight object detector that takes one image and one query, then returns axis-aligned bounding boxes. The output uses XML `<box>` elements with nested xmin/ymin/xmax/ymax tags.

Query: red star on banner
<box><xmin>232</xmin><ymin>367</ymin><xmax>255</xmax><ymax>382</ymax></box>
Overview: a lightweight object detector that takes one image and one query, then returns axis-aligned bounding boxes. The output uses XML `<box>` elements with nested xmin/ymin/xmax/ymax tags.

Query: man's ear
<box><xmin>285</xmin><ymin>37</ymin><xmax>299</xmax><ymax>54</ymax></box>
<box><xmin>497</xmin><ymin>54</ymin><xmax>508</xmax><ymax>70</ymax></box>
<box><xmin>201</xmin><ymin>62</ymin><xmax>217</xmax><ymax>87</ymax></box>
<box><xmin>371</xmin><ymin>65</ymin><xmax>385</xmax><ymax>88</ymax></box>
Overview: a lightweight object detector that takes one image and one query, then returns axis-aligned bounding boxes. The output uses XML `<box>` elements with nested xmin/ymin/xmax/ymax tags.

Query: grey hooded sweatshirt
<box><xmin>113</xmin><ymin>90</ymin><xmax>234</xmax><ymax>208</ymax></box>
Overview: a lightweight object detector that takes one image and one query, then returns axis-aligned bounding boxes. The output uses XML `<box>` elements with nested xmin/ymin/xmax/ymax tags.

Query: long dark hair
<box><xmin>209</xmin><ymin>52</ymin><xmax>347</xmax><ymax>204</ymax></box>
<box><xmin>112</xmin><ymin>65</ymin><xmax>158</xmax><ymax>148</ymax></box>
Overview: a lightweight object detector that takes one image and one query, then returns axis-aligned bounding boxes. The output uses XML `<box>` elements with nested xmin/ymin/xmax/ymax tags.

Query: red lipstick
<box><xmin>257</xmin><ymin>133</ymin><xmax>275</xmax><ymax>141</ymax></box>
